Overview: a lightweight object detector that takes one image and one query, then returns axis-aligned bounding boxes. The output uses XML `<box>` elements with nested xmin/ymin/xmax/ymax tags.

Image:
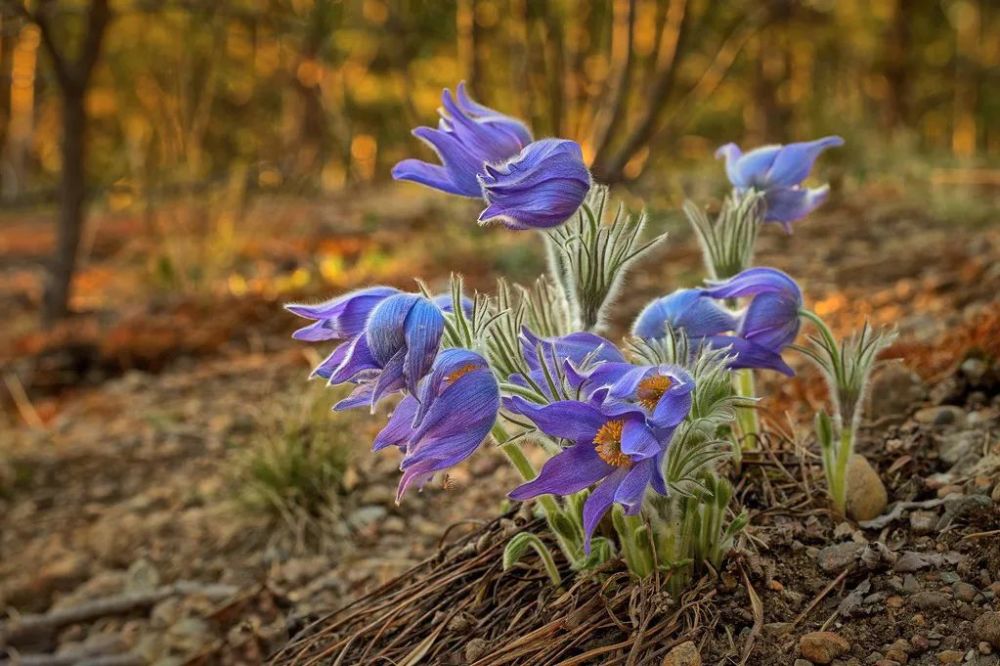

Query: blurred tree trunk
<box><xmin>456</xmin><ymin>0</ymin><xmax>482</xmax><ymax>99</ymax></box>
<box><xmin>951</xmin><ymin>0</ymin><xmax>980</xmax><ymax>158</ymax></box>
<box><xmin>589</xmin><ymin>0</ymin><xmax>635</xmax><ymax>162</ymax></box>
<box><xmin>882</xmin><ymin>0</ymin><xmax>910</xmax><ymax>132</ymax></box>
<box><xmin>16</xmin><ymin>0</ymin><xmax>111</xmax><ymax>324</ymax></box>
<box><xmin>590</xmin><ymin>0</ymin><xmax>690</xmax><ymax>183</ymax></box>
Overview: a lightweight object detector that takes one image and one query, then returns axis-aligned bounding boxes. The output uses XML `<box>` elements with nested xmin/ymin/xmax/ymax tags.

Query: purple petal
<box><xmin>509</xmin><ymin>442</ymin><xmax>612</xmax><ymax>500</ymax></box>
<box><xmin>763</xmin><ymin>136</ymin><xmax>843</xmax><ymax>188</ymax></box>
<box><xmin>739</xmin><ymin>292</ymin><xmax>801</xmax><ymax>351</ymax></box>
<box><xmin>632</xmin><ymin>289</ymin><xmax>737</xmax><ymax>340</ymax></box>
<box><xmin>410</xmin><ymin>126</ymin><xmax>485</xmax><ymax>197</ymax></box>
<box><xmin>709</xmin><ymin>335</ymin><xmax>795</xmax><ymax>376</ymax></box>
<box><xmin>365</xmin><ymin>294</ymin><xmax>418</xmax><ymax>366</ymax></box>
<box><xmin>370</xmin><ymin>350</ymin><xmax>406</xmax><ymax>408</ymax></box>
<box><xmin>503</xmin><ymin>396</ymin><xmax>605</xmax><ymax>442</ymax></box>
<box><xmin>327</xmin><ymin>334</ymin><xmax>379</xmax><ymax>384</ymax></box>
<box><xmin>714</xmin><ymin>143</ymin><xmax>745</xmax><ymax>188</ymax></box>
<box><xmin>701</xmin><ymin>267</ymin><xmax>801</xmax><ymax>302</ymax></box>
<box><xmin>391</xmin><ymin>159</ymin><xmax>467</xmax><ymax>196</ymax></box>
<box><xmin>613</xmin><ymin>459</ymin><xmax>655</xmax><ymax>512</ymax></box>
<box><xmin>373</xmin><ymin>396</ymin><xmax>419</xmax><ymax>451</ymax></box>
<box><xmin>732</xmin><ymin>145</ymin><xmax>781</xmax><ymax>189</ymax></box>
<box><xmin>764</xmin><ymin>185</ymin><xmax>830</xmax><ymax>228</ymax></box>
<box><xmin>402</xmin><ymin>299</ymin><xmax>445</xmax><ymax>395</ymax></box>
<box><xmin>620</xmin><ymin>417</ymin><xmax>661</xmax><ymax>458</ymax></box>
<box><xmin>582</xmin><ymin>469</ymin><xmax>628</xmax><ymax>552</ymax></box>
<box><xmin>332</xmin><ymin>382</ymin><xmax>374</xmax><ymax>411</ymax></box>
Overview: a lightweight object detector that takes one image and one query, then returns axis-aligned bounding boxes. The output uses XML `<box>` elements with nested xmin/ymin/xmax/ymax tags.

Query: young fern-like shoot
<box><xmin>548</xmin><ymin>186</ymin><xmax>667</xmax><ymax>331</ymax></box>
<box><xmin>796</xmin><ymin>313</ymin><xmax>897</xmax><ymax>516</ymax></box>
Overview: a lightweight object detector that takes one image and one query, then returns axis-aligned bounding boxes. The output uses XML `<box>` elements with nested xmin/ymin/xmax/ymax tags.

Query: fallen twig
<box><xmin>1</xmin><ymin>582</ymin><xmax>238</xmax><ymax>649</ymax></box>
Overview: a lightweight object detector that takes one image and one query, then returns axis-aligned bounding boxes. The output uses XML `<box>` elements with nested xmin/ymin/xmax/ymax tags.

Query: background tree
<box><xmin>5</xmin><ymin>0</ymin><xmax>110</xmax><ymax>324</ymax></box>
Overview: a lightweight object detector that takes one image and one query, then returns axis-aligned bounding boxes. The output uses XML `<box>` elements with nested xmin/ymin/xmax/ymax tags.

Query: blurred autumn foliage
<box><xmin>0</xmin><ymin>0</ymin><xmax>997</xmax><ymax>320</ymax></box>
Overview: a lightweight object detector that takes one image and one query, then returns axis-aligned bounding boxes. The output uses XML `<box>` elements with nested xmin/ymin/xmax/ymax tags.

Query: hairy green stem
<box><xmin>493</xmin><ymin>422</ymin><xmax>582</xmax><ymax>564</ymax></box>
<box><xmin>733</xmin><ymin>368</ymin><xmax>760</xmax><ymax>450</ymax></box>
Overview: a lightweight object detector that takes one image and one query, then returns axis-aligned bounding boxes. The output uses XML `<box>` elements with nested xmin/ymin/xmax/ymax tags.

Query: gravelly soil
<box><xmin>1</xmin><ymin>186</ymin><xmax>998</xmax><ymax>664</ymax></box>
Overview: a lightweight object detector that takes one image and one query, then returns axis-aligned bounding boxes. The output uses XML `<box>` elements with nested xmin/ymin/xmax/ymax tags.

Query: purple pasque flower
<box><xmin>505</xmin><ymin>396</ymin><xmax>672</xmax><ymax>551</ymax></box>
<box><xmin>392</xmin><ymin>82</ymin><xmax>532</xmax><ymax>198</ymax></box>
<box><xmin>700</xmin><ymin>267</ymin><xmax>802</xmax><ymax>376</ymax></box>
<box><xmin>286</xmin><ymin>286</ymin><xmax>400</xmax><ymax>342</ymax></box>
<box><xmin>372</xmin><ymin>349</ymin><xmax>500</xmax><ymax>502</ymax></box>
<box><xmin>310</xmin><ymin>293</ymin><xmax>446</xmax><ymax>410</ymax></box>
<box><xmin>715</xmin><ymin>136</ymin><xmax>843</xmax><ymax>230</ymax></box>
<box><xmin>631</xmin><ymin>288</ymin><xmax>737</xmax><ymax>341</ymax></box>
<box><xmin>477</xmin><ymin>139</ymin><xmax>591</xmax><ymax>230</ymax></box>
<box><xmin>569</xmin><ymin>362</ymin><xmax>694</xmax><ymax>437</ymax></box>
<box><xmin>512</xmin><ymin>328</ymin><xmax>625</xmax><ymax>399</ymax></box>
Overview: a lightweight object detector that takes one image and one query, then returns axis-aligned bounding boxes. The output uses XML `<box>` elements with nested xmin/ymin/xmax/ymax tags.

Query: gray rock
<box><xmin>914</xmin><ymin>406</ymin><xmax>963</xmax><ymax>426</ymax></box>
<box><xmin>975</xmin><ymin>612</ymin><xmax>1000</xmax><ymax>649</ymax></box>
<box><xmin>846</xmin><ymin>454</ymin><xmax>889</xmax><ymax>522</ymax></box>
<box><xmin>818</xmin><ymin>542</ymin><xmax>866</xmax><ymax>573</ymax></box>
<box><xmin>895</xmin><ymin>552</ymin><xmax>931</xmax><ymax>573</ymax></box>
<box><xmin>910</xmin><ymin>591</ymin><xmax>950</xmax><ymax>610</ymax></box>
<box><xmin>909</xmin><ymin>510</ymin><xmax>938</xmax><ymax>535</ymax></box>
<box><xmin>661</xmin><ymin>640</ymin><xmax>701</xmax><ymax>666</ymax></box>
<box><xmin>800</xmin><ymin>631</ymin><xmax>851</xmax><ymax>664</ymax></box>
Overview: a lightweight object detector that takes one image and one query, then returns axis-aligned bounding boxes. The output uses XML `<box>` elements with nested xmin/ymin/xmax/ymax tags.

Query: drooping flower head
<box><xmin>700</xmin><ymin>267</ymin><xmax>802</xmax><ymax>375</ymax></box>
<box><xmin>299</xmin><ymin>292</ymin><xmax>446</xmax><ymax>410</ymax></box>
<box><xmin>391</xmin><ymin>83</ymin><xmax>532</xmax><ymax>198</ymax></box>
<box><xmin>373</xmin><ymin>349</ymin><xmax>500</xmax><ymax>502</ymax></box>
<box><xmin>505</xmin><ymin>394</ymin><xmax>686</xmax><ymax>551</ymax></box>
<box><xmin>715</xmin><ymin>136</ymin><xmax>843</xmax><ymax>230</ymax></box>
<box><xmin>632</xmin><ymin>270</ymin><xmax>802</xmax><ymax>376</ymax></box>
<box><xmin>631</xmin><ymin>289</ymin><xmax>737</xmax><ymax>341</ymax></box>
<box><xmin>477</xmin><ymin>139</ymin><xmax>592</xmax><ymax>230</ymax></box>
<box><xmin>286</xmin><ymin>286</ymin><xmax>400</xmax><ymax>342</ymax></box>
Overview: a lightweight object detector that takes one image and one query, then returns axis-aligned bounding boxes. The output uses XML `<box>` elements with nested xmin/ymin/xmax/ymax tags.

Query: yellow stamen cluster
<box><xmin>593</xmin><ymin>419</ymin><xmax>632</xmax><ymax>468</ymax></box>
<box><xmin>636</xmin><ymin>374</ymin><xmax>672</xmax><ymax>410</ymax></box>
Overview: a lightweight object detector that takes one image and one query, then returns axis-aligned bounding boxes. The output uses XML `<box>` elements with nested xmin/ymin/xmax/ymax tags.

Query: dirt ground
<box><xmin>1</xmin><ymin>185</ymin><xmax>998</xmax><ymax>664</ymax></box>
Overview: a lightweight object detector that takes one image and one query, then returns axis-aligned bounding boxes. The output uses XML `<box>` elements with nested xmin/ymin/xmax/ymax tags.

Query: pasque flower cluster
<box><xmin>289</xmin><ymin>83</ymin><xmax>846</xmax><ymax>582</ymax></box>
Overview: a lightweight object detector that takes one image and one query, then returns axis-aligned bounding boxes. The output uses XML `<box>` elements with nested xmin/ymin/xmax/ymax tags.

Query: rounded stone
<box><xmin>846</xmin><ymin>454</ymin><xmax>888</xmax><ymax>522</ymax></box>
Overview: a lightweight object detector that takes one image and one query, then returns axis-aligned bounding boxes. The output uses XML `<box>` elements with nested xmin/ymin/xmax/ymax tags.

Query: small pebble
<box><xmin>800</xmin><ymin>631</ymin><xmax>851</xmax><ymax>664</ymax></box>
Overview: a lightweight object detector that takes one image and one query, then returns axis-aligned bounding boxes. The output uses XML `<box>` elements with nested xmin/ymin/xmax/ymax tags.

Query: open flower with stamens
<box><xmin>715</xmin><ymin>136</ymin><xmax>843</xmax><ymax>231</ymax></box>
<box><xmin>310</xmin><ymin>292</ymin><xmax>445</xmax><ymax>411</ymax></box>
<box><xmin>372</xmin><ymin>349</ymin><xmax>500</xmax><ymax>502</ymax></box>
<box><xmin>392</xmin><ymin>83</ymin><xmax>532</xmax><ymax>198</ymax></box>
<box><xmin>505</xmin><ymin>396</ymin><xmax>676</xmax><ymax>551</ymax></box>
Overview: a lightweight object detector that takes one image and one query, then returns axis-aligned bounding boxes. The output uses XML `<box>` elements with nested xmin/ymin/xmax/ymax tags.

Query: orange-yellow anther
<box><xmin>593</xmin><ymin>419</ymin><xmax>632</xmax><ymax>468</ymax></box>
<box><xmin>636</xmin><ymin>374</ymin><xmax>672</xmax><ymax>410</ymax></box>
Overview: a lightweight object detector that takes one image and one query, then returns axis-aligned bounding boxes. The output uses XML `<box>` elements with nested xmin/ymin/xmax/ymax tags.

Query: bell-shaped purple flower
<box><xmin>286</xmin><ymin>286</ymin><xmax>399</xmax><ymax>342</ymax></box>
<box><xmin>477</xmin><ymin>139</ymin><xmax>592</xmax><ymax>230</ymax></box>
<box><xmin>373</xmin><ymin>349</ymin><xmax>500</xmax><ymax>501</ymax></box>
<box><xmin>700</xmin><ymin>267</ymin><xmax>802</xmax><ymax>376</ymax></box>
<box><xmin>309</xmin><ymin>293</ymin><xmax>446</xmax><ymax>410</ymax></box>
<box><xmin>716</xmin><ymin>136</ymin><xmax>843</xmax><ymax>230</ymax></box>
<box><xmin>392</xmin><ymin>83</ymin><xmax>532</xmax><ymax>198</ymax></box>
<box><xmin>505</xmin><ymin>396</ymin><xmax>680</xmax><ymax>551</ymax></box>
<box><xmin>632</xmin><ymin>289</ymin><xmax>737</xmax><ymax>341</ymax></box>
